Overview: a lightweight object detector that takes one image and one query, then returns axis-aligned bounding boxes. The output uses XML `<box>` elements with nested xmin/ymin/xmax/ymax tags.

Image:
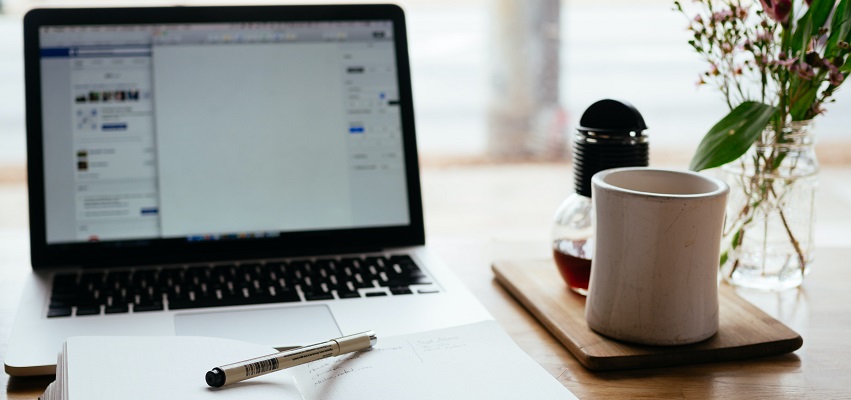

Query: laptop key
<box><xmin>75</xmin><ymin>305</ymin><xmax>101</xmax><ymax>316</ymax></box>
<box><xmin>390</xmin><ymin>286</ymin><xmax>413</xmax><ymax>295</ymax></box>
<box><xmin>106</xmin><ymin>271</ymin><xmax>131</xmax><ymax>287</ymax></box>
<box><xmin>168</xmin><ymin>295</ymin><xmax>207</xmax><ymax>310</ymax></box>
<box><xmin>364</xmin><ymin>256</ymin><xmax>386</xmax><ymax>266</ymax></box>
<box><xmin>168</xmin><ymin>299</ymin><xmax>211</xmax><ymax>310</ymax></box>
<box><xmin>314</xmin><ymin>258</ymin><xmax>338</xmax><ymax>273</ymax></box>
<box><xmin>337</xmin><ymin>290</ymin><xmax>361</xmax><ymax>299</ymax></box>
<box><xmin>47</xmin><ymin>307</ymin><xmax>72</xmax><ymax>318</ymax></box>
<box><xmin>50</xmin><ymin>292</ymin><xmax>78</xmax><ymax>302</ymax></box>
<box><xmin>304</xmin><ymin>292</ymin><xmax>335</xmax><ymax>301</ymax></box>
<box><xmin>352</xmin><ymin>274</ymin><xmax>374</xmax><ymax>288</ymax></box>
<box><xmin>272</xmin><ymin>288</ymin><xmax>301</xmax><ymax>303</ymax></box>
<box><xmin>49</xmin><ymin>299</ymin><xmax>70</xmax><ymax>308</ymax></box>
<box><xmin>134</xmin><ymin>302</ymin><xmax>164</xmax><ymax>312</ymax></box>
<box><xmin>73</xmin><ymin>297</ymin><xmax>100</xmax><ymax>307</ymax></box>
<box><xmin>339</xmin><ymin>257</ymin><xmax>362</xmax><ymax>271</ymax></box>
<box><xmin>112</xmin><ymin>292</ymin><xmax>131</xmax><ymax>306</ymax></box>
<box><xmin>248</xmin><ymin>294</ymin><xmax>290</xmax><ymax>305</ymax></box>
<box><xmin>365</xmin><ymin>292</ymin><xmax>387</xmax><ymax>297</ymax></box>
<box><xmin>105</xmin><ymin>304</ymin><xmax>130</xmax><ymax>314</ymax></box>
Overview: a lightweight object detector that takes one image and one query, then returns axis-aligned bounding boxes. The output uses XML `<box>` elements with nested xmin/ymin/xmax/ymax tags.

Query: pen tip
<box><xmin>206</xmin><ymin>368</ymin><xmax>225</xmax><ymax>388</ymax></box>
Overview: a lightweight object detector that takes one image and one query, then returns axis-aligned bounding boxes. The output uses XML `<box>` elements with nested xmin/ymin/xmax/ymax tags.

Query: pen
<box><xmin>205</xmin><ymin>331</ymin><xmax>377</xmax><ymax>388</ymax></box>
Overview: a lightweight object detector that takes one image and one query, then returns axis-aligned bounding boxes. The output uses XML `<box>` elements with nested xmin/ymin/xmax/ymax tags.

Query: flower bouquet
<box><xmin>675</xmin><ymin>0</ymin><xmax>850</xmax><ymax>289</ymax></box>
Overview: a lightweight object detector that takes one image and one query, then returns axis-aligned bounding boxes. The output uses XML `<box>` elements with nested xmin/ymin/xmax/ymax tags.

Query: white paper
<box><xmin>293</xmin><ymin>321</ymin><xmax>577</xmax><ymax>400</ymax></box>
<box><xmin>55</xmin><ymin>321</ymin><xmax>577</xmax><ymax>400</ymax></box>
<box><xmin>65</xmin><ymin>336</ymin><xmax>302</xmax><ymax>400</ymax></box>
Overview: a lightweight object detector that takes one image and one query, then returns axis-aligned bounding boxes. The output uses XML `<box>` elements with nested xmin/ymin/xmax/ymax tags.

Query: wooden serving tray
<box><xmin>492</xmin><ymin>259</ymin><xmax>803</xmax><ymax>371</ymax></box>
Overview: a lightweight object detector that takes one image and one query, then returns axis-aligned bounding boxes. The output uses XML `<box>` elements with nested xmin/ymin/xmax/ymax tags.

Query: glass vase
<box><xmin>719</xmin><ymin>120</ymin><xmax>818</xmax><ymax>291</ymax></box>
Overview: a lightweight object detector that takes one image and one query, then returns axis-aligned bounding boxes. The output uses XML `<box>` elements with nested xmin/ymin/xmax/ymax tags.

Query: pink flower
<box><xmin>829</xmin><ymin>70</ymin><xmax>844</xmax><ymax>86</ymax></box>
<box><xmin>794</xmin><ymin>63</ymin><xmax>815</xmax><ymax>80</ymax></box>
<box><xmin>826</xmin><ymin>62</ymin><xmax>845</xmax><ymax>86</ymax></box>
<box><xmin>774</xmin><ymin>56</ymin><xmax>797</xmax><ymax>68</ymax></box>
<box><xmin>759</xmin><ymin>0</ymin><xmax>792</xmax><ymax>24</ymax></box>
<box><xmin>712</xmin><ymin>10</ymin><xmax>734</xmax><ymax>23</ymax></box>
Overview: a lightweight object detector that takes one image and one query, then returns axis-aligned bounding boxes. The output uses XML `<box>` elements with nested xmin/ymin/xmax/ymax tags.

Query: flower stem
<box><xmin>769</xmin><ymin>185</ymin><xmax>807</xmax><ymax>275</ymax></box>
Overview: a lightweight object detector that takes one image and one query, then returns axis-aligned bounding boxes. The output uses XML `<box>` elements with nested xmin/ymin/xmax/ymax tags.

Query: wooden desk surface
<box><xmin>2</xmin><ymin>164</ymin><xmax>850</xmax><ymax>399</ymax></box>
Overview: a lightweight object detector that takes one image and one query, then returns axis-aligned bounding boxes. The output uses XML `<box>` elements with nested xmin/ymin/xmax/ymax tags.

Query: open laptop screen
<box><xmin>25</xmin><ymin>6</ymin><xmax>424</xmax><ymax>267</ymax></box>
<box><xmin>40</xmin><ymin>21</ymin><xmax>409</xmax><ymax>244</ymax></box>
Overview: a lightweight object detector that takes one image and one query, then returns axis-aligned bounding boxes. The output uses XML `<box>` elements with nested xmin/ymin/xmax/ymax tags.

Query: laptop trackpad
<box><xmin>173</xmin><ymin>305</ymin><xmax>341</xmax><ymax>348</ymax></box>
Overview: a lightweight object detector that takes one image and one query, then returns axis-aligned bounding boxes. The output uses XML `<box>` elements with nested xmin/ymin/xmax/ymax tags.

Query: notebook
<box><xmin>8</xmin><ymin>5</ymin><xmax>491</xmax><ymax>376</ymax></box>
<box><xmin>39</xmin><ymin>321</ymin><xmax>577</xmax><ymax>400</ymax></box>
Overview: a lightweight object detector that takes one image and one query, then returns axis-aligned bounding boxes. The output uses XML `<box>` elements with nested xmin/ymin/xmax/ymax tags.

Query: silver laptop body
<box><xmin>7</xmin><ymin>5</ymin><xmax>490</xmax><ymax>376</ymax></box>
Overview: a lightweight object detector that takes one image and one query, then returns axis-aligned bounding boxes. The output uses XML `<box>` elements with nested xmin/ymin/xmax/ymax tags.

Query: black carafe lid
<box><xmin>573</xmin><ymin>99</ymin><xmax>649</xmax><ymax>197</ymax></box>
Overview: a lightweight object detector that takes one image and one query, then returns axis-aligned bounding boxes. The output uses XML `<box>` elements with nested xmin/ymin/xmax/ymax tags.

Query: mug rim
<box><xmin>592</xmin><ymin>167</ymin><xmax>729</xmax><ymax>199</ymax></box>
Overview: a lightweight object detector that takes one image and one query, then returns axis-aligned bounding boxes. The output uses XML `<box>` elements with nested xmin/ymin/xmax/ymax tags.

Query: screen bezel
<box><xmin>23</xmin><ymin>5</ymin><xmax>425</xmax><ymax>269</ymax></box>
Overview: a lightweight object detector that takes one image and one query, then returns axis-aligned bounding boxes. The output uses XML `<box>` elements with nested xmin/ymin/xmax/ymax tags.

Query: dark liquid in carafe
<box><xmin>553</xmin><ymin>247</ymin><xmax>592</xmax><ymax>296</ymax></box>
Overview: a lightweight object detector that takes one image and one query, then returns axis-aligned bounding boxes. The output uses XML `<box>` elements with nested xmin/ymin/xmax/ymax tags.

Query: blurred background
<box><xmin>2</xmin><ymin>0</ymin><xmax>851</xmax><ymax>171</ymax></box>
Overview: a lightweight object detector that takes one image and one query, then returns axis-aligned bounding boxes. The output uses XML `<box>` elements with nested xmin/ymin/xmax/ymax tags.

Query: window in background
<box><xmin>1</xmin><ymin>0</ymin><xmax>849</xmax><ymax>168</ymax></box>
<box><xmin>0</xmin><ymin>13</ymin><xmax>24</xmax><ymax>166</ymax></box>
<box><xmin>562</xmin><ymin>0</ymin><xmax>851</xmax><ymax>165</ymax></box>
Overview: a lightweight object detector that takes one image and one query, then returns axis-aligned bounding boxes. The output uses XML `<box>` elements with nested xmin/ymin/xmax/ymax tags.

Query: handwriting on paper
<box><xmin>308</xmin><ymin>346</ymin><xmax>404</xmax><ymax>387</ymax></box>
<box><xmin>312</xmin><ymin>366</ymin><xmax>374</xmax><ymax>386</ymax></box>
<box><xmin>305</xmin><ymin>335</ymin><xmax>471</xmax><ymax>389</ymax></box>
<box><xmin>414</xmin><ymin>336</ymin><xmax>466</xmax><ymax>352</ymax></box>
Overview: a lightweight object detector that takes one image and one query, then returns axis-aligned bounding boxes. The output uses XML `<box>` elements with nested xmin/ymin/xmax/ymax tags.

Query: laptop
<box><xmin>7</xmin><ymin>4</ymin><xmax>491</xmax><ymax>376</ymax></box>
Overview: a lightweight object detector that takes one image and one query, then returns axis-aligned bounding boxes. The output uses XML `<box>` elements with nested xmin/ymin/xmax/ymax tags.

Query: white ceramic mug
<box><xmin>585</xmin><ymin>167</ymin><xmax>729</xmax><ymax>346</ymax></box>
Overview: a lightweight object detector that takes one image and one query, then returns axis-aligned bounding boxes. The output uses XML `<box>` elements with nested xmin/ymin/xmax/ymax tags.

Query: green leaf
<box><xmin>731</xmin><ymin>229</ymin><xmax>742</xmax><ymax>249</ymax></box>
<box><xmin>689</xmin><ymin>102</ymin><xmax>776</xmax><ymax>172</ymax></box>
<box><xmin>826</xmin><ymin>0</ymin><xmax>851</xmax><ymax>56</ymax></box>
<box><xmin>790</xmin><ymin>82</ymin><xmax>820</xmax><ymax>120</ymax></box>
<box><xmin>797</xmin><ymin>18</ymin><xmax>814</xmax><ymax>59</ymax></box>
<box><xmin>792</xmin><ymin>0</ymin><xmax>834</xmax><ymax>55</ymax></box>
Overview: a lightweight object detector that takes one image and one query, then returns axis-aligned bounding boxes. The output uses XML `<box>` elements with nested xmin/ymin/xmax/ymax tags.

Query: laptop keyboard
<box><xmin>47</xmin><ymin>254</ymin><xmax>435</xmax><ymax>318</ymax></box>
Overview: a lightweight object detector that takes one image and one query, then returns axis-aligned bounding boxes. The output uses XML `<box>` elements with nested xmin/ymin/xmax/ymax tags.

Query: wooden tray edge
<box><xmin>580</xmin><ymin>335</ymin><xmax>804</xmax><ymax>371</ymax></box>
<box><xmin>492</xmin><ymin>260</ymin><xmax>804</xmax><ymax>371</ymax></box>
<box><xmin>492</xmin><ymin>262</ymin><xmax>594</xmax><ymax>368</ymax></box>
